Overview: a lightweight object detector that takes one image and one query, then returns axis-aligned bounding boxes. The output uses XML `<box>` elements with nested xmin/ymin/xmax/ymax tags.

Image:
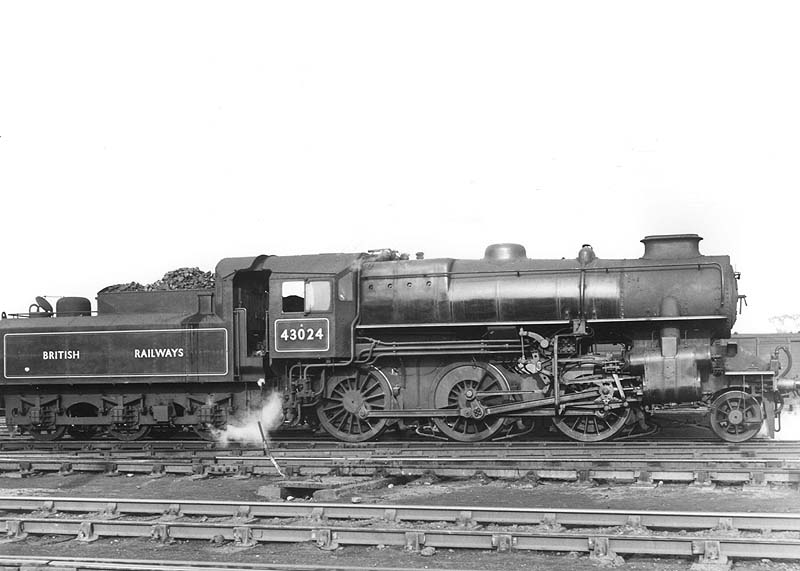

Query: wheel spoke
<box><xmin>362</xmin><ymin>382</ymin><xmax>380</xmax><ymax>397</ymax></box>
<box><xmin>326</xmin><ymin>407</ymin><xmax>347</xmax><ymax>424</ymax></box>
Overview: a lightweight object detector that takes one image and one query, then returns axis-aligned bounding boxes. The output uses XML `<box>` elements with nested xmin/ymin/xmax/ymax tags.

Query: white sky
<box><xmin>1</xmin><ymin>1</ymin><xmax>798</xmax><ymax>332</ymax></box>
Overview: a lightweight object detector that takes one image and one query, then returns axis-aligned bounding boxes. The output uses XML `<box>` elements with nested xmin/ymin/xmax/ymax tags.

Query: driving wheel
<box><xmin>432</xmin><ymin>363</ymin><xmax>510</xmax><ymax>442</ymax></box>
<box><xmin>316</xmin><ymin>367</ymin><xmax>392</xmax><ymax>442</ymax></box>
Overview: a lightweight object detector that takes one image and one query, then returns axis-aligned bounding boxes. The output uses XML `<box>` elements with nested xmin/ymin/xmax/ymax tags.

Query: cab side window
<box><xmin>305</xmin><ymin>281</ymin><xmax>331</xmax><ymax>311</ymax></box>
<box><xmin>282</xmin><ymin>280</ymin><xmax>332</xmax><ymax>313</ymax></box>
<box><xmin>282</xmin><ymin>281</ymin><xmax>305</xmax><ymax>312</ymax></box>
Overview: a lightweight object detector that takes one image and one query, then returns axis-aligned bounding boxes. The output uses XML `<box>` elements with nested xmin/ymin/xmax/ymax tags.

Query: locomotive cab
<box><xmin>265</xmin><ymin>254</ymin><xmax>361</xmax><ymax>362</ymax></box>
<box><xmin>217</xmin><ymin>252</ymin><xmax>361</xmax><ymax>394</ymax></box>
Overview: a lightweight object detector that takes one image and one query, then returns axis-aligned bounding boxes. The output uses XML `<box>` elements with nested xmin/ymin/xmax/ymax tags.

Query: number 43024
<box><xmin>280</xmin><ymin>327</ymin><xmax>324</xmax><ymax>342</ymax></box>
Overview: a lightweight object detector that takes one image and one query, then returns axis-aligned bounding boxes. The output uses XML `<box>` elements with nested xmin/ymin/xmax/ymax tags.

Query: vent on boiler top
<box><xmin>484</xmin><ymin>243</ymin><xmax>527</xmax><ymax>261</ymax></box>
<box><xmin>641</xmin><ymin>234</ymin><xmax>702</xmax><ymax>259</ymax></box>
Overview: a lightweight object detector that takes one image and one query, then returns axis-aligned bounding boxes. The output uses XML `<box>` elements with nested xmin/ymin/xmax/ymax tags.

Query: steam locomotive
<box><xmin>1</xmin><ymin>234</ymin><xmax>795</xmax><ymax>443</ymax></box>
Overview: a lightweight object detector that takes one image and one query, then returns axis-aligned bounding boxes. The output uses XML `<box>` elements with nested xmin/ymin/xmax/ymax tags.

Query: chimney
<box><xmin>641</xmin><ymin>234</ymin><xmax>702</xmax><ymax>260</ymax></box>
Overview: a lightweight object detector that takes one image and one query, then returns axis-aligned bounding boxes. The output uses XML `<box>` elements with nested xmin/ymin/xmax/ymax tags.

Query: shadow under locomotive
<box><xmin>2</xmin><ymin>234</ymin><xmax>797</xmax><ymax>444</ymax></box>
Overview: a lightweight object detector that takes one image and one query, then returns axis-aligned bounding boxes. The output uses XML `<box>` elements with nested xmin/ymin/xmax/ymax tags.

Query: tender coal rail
<box><xmin>1</xmin><ymin>496</ymin><xmax>799</xmax><ymax>565</ymax></box>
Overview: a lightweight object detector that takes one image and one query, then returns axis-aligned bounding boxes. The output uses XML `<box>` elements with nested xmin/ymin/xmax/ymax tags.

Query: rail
<box><xmin>1</xmin><ymin>496</ymin><xmax>799</xmax><ymax>563</ymax></box>
<box><xmin>0</xmin><ymin>558</ymin><xmax>434</xmax><ymax>571</ymax></box>
<box><xmin>1</xmin><ymin>441</ymin><xmax>800</xmax><ymax>485</ymax></box>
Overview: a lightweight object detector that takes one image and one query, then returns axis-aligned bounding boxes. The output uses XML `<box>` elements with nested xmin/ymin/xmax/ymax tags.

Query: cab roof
<box><xmin>216</xmin><ymin>253</ymin><xmax>363</xmax><ymax>280</ymax></box>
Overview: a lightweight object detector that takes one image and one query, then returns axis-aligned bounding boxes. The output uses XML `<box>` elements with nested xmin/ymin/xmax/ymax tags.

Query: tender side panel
<box><xmin>3</xmin><ymin>328</ymin><xmax>228</xmax><ymax>379</ymax></box>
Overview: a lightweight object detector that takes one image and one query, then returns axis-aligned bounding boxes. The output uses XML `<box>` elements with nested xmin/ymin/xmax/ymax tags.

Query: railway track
<box><xmin>0</xmin><ymin>409</ymin><xmax>753</xmax><ymax>449</ymax></box>
<box><xmin>0</xmin><ymin>558</ymin><xmax>447</xmax><ymax>571</ymax></box>
<box><xmin>3</xmin><ymin>437</ymin><xmax>799</xmax><ymax>459</ymax></box>
<box><xmin>1</xmin><ymin>495</ymin><xmax>799</xmax><ymax>566</ymax></box>
<box><xmin>1</xmin><ymin>441</ymin><xmax>799</xmax><ymax>486</ymax></box>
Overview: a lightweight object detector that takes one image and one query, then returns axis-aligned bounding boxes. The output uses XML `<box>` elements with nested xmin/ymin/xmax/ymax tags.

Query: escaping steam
<box><xmin>775</xmin><ymin>401</ymin><xmax>800</xmax><ymax>441</ymax></box>
<box><xmin>213</xmin><ymin>391</ymin><xmax>285</xmax><ymax>447</ymax></box>
<box><xmin>769</xmin><ymin>314</ymin><xmax>800</xmax><ymax>333</ymax></box>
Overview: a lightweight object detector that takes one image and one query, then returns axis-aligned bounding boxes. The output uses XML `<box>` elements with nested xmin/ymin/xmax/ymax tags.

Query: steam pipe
<box><xmin>775</xmin><ymin>346</ymin><xmax>792</xmax><ymax>380</ymax></box>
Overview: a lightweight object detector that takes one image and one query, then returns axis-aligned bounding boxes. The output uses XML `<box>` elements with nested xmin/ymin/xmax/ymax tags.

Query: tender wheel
<box><xmin>316</xmin><ymin>367</ymin><xmax>392</xmax><ymax>442</ymax></box>
<box><xmin>108</xmin><ymin>426</ymin><xmax>151</xmax><ymax>441</ymax></box>
<box><xmin>553</xmin><ymin>408</ymin><xmax>632</xmax><ymax>442</ymax></box>
<box><xmin>432</xmin><ymin>363</ymin><xmax>510</xmax><ymax>442</ymax></box>
<box><xmin>708</xmin><ymin>390</ymin><xmax>764</xmax><ymax>442</ymax></box>
<box><xmin>28</xmin><ymin>426</ymin><xmax>67</xmax><ymax>441</ymax></box>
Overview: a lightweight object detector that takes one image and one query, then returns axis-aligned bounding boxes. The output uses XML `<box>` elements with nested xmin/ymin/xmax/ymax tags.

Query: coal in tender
<box><xmin>100</xmin><ymin>267</ymin><xmax>214</xmax><ymax>293</ymax></box>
